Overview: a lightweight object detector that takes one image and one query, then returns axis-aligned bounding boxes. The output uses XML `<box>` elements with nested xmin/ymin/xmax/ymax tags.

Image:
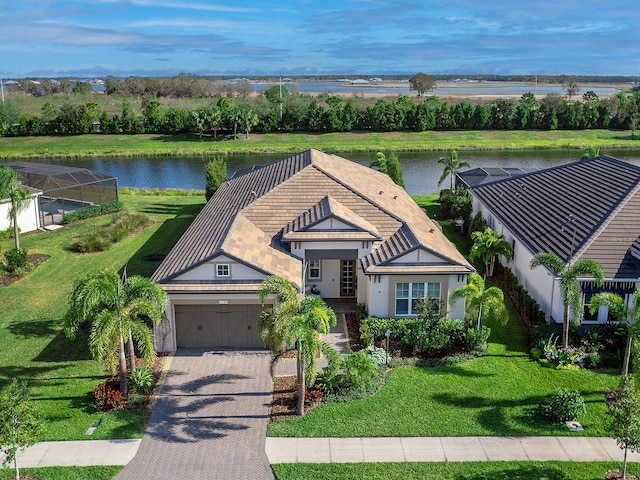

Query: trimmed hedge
<box><xmin>62</xmin><ymin>201</ymin><xmax>123</xmax><ymax>224</ymax></box>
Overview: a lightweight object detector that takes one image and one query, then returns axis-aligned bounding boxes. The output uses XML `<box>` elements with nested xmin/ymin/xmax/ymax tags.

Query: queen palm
<box><xmin>64</xmin><ymin>268</ymin><xmax>167</xmax><ymax>394</ymax></box>
<box><xmin>449</xmin><ymin>273</ymin><xmax>508</xmax><ymax>329</ymax></box>
<box><xmin>589</xmin><ymin>290</ymin><xmax>640</xmax><ymax>389</ymax></box>
<box><xmin>259</xmin><ymin>275</ymin><xmax>339</xmax><ymax>416</ymax></box>
<box><xmin>470</xmin><ymin>227</ymin><xmax>513</xmax><ymax>278</ymax></box>
<box><xmin>437</xmin><ymin>150</ymin><xmax>471</xmax><ymax>190</ymax></box>
<box><xmin>530</xmin><ymin>253</ymin><xmax>604</xmax><ymax>349</ymax></box>
<box><xmin>0</xmin><ymin>165</ymin><xmax>31</xmax><ymax>250</ymax></box>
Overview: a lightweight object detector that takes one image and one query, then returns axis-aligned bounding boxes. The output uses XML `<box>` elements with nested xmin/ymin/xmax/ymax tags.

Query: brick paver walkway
<box><xmin>116</xmin><ymin>349</ymin><xmax>274</xmax><ymax>480</ymax></box>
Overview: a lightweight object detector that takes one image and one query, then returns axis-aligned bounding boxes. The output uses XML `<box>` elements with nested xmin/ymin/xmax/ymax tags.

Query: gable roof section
<box><xmin>152</xmin><ymin>149</ymin><xmax>472</xmax><ymax>284</ymax></box>
<box><xmin>282</xmin><ymin>195</ymin><xmax>381</xmax><ymax>242</ymax></box>
<box><xmin>472</xmin><ymin>156</ymin><xmax>640</xmax><ymax>278</ymax></box>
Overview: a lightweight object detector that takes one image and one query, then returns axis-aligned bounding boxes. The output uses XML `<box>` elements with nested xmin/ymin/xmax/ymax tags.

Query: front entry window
<box><xmin>307</xmin><ymin>259</ymin><xmax>321</xmax><ymax>280</ymax></box>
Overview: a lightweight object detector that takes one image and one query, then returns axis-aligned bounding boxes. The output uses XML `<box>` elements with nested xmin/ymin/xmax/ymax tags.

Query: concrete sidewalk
<box><xmin>3</xmin><ymin>435</ymin><xmax>638</xmax><ymax>468</ymax></box>
<box><xmin>265</xmin><ymin>436</ymin><xmax>639</xmax><ymax>464</ymax></box>
<box><xmin>0</xmin><ymin>439</ymin><xmax>141</xmax><ymax>467</ymax></box>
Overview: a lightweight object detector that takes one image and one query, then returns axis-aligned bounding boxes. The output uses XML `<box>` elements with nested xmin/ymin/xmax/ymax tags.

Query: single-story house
<box><xmin>152</xmin><ymin>149</ymin><xmax>474</xmax><ymax>352</ymax></box>
<box><xmin>0</xmin><ymin>186</ymin><xmax>42</xmax><ymax>235</ymax></box>
<box><xmin>471</xmin><ymin>155</ymin><xmax>640</xmax><ymax>324</ymax></box>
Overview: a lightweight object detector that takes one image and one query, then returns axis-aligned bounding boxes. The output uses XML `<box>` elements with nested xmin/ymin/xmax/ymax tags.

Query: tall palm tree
<box><xmin>530</xmin><ymin>252</ymin><xmax>605</xmax><ymax>349</ymax></box>
<box><xmin>470</xmin><ymin>227</ymin><xmax>513</xmax><ymax>278</ymax></box>
<box><xmin>437</xmin><ymin>150</ymin><xmax>471</xmax><ymax>190</ymax></box>
<box><xmin>450</xmin><ymin>273</ymin><xmax>508</xmax><ymax>328</ymax></box>
<box><xmin>259</xmin><ymin>275</ymin><xmax>339</xmax><ymax>416</ymax></box>
<box><xmin>589</xmin><ymin>290</ymin><xmax>640</xmax><ymax>390</ymax></box>
<box><xmin>64</xmin><ymin>268</ymin><xmax>167</xmax><ymax>394</ymax></box>
<box><xmin>0</xmin><ymin>165</ymin><xmax>31</xmax><ymax>250</ymax></box>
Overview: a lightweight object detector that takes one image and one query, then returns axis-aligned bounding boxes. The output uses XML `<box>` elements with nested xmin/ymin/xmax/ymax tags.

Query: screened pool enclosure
<box><xmin>8</xmin><ymin>162</ymin><xmax>118</xmax><ymax>225</ymax></box>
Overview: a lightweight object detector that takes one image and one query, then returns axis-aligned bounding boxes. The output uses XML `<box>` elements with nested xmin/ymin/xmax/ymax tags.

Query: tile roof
<box><xmin>456</xmin><ymin>167</ymin><xmax>541</xmax><ymax>188</ymax></box>
<box><xmin>472</xmin><ymin>156</ymin><xmax>640</xmax><ymax>279</ymax></box>
<box><xmin>152</xmin><ymin>149</ymin><xmax>472</xmax><ymax>288</ymax></box>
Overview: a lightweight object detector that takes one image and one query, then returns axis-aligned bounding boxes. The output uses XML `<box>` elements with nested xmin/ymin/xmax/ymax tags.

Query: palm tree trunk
<box><xmin>477</xmin><ymin>303</ymin><xmax>483</xmax><ymax>329</ymax></box>
<box><xmin>128</xmin><ymin>334</ymin><xmax>137</xmax><ymax>373</ymax></box>
<box><xmin>119</xmin><ymin>331</ymin><xmax>128</xmax><ymax>395</ymax></box>
<box><xmin>620</xmin><ymin>335</ymin><xmax>633</xmax><ymax>392</ymax></box>
<box><xmin>13</xmin><ymin>214</ymin><xmax>20</xmax><ymax>250</ymax></box>
<box><xmin>296</xmin><ymin>341</ymin><xmax>305</xmax><ymax>416</ymax></box>
<box><xmin>562</xmin><ymin>304</ymin><xmax>570</xmax><ymax>349</ymax></box>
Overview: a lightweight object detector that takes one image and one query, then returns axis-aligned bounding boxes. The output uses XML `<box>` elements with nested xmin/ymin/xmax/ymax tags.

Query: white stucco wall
<box><xmin>0</xmin><ymin>194</ymin><xmax>41</xmax><ymax>234</ymax></box>
<box><xmin>174</xmin><ymin>254</ymin><xmax>268</xmax><ymax>282</ymax></box>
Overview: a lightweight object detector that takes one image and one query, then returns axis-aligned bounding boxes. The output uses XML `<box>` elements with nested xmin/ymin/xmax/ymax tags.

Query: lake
<box><xmin>16</xmin><ymin>149</ymin><xmax>640</xmax><ymax>196</ymax></box>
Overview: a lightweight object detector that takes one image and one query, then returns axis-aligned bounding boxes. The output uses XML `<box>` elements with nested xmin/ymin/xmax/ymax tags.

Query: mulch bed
<box><xmin>269</xmin><ymin>311</ymin><xmax>361</xmax><ymax>421</ymax></box>
<box><xmin>0</xmin><ymin>254</ymin><xmax>50</xmax><ymax>288</ymax></box>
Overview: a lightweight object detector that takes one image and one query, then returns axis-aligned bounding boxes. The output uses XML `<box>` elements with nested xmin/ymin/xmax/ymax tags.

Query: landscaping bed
<box><xmin>0</xmin><ymin>253</ymin><xmax>49</xmax><ymax>287</ymax></box>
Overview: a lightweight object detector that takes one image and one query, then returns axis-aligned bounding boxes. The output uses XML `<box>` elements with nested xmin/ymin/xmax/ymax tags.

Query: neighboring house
<box><xmin>152</xmin><ymin>149</ymin><xmax>474</xmax><ymax>352</ymax></box>
<box><xmin>456</xmin><ymin>167</ymin><xmax>540</xmax><ymax>189</ymax></box>
<box><xmin>0</xmin><ymin>186</ymin><xmax>42</xmax><ymax>235</ymax></box>
<box><xmin>471</xmin><ymin>156</ymin><xmax>640</xmax><ymax>325</ymax></box>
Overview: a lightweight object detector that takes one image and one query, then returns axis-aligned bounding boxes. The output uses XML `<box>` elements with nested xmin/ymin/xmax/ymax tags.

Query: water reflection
<box><xmin>14</xmin><ymin>149</ymin><xmax>640</xmax><ymax>195</ymax></box>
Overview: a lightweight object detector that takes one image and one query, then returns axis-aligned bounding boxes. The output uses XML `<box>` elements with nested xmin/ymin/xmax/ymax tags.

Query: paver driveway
<box><xmin>116</xmin><ymin>349</ymin><xmax>274</xmax><ymax>480</ymax></box>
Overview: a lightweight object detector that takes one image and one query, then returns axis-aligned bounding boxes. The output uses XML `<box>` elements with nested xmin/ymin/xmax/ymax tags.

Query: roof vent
<box><xmin>379</xmin><ymin>190</ymin><xmax>383</xmax><ymax>195</ymax></box>
<box><xmin>393</xmin><ymin>195</ymin><xmax>397</xmax><ymax>199</ymax></box>
<box><xmin>429</xmin><ymin>228</ymin><xmax>435</xmax><ymax>233</ymax></box>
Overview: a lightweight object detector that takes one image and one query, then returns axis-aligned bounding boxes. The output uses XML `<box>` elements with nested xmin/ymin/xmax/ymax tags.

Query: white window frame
<box><xmin>395</xmin><ymin>282</ymin><xmax>442</xmax><ymax>316</ymax></box>
<box><xmin>307</xmin><ymin>259</ymin><xmax>321</xmax><ymax>280</ymax></box>
<box><xmin>216</xmin><ymin>263</ymin><xmax>230</xmax><ymax>278</ymax></box>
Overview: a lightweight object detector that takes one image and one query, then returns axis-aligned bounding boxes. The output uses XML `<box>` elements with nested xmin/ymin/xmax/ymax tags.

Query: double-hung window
<box><xmin>395</xmin><ymin>282</ymin><xmax>441</xmax><ymax>316</ymax></box>
<box><xmin>307</xmin><ymin>259</ymin><xmax>321</xmax><ymax>280</ymax></box>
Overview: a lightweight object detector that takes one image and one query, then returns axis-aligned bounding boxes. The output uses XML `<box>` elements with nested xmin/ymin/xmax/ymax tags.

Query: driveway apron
<box><xmin>116</xmin><ymin>349</ymin><xmax>274</xmax><ymax>480</ymax></box>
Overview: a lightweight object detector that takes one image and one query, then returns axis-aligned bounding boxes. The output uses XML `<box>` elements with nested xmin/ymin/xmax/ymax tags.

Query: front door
<box><xmin>340</xmin><ymin>259</ymin><xmax>355</xmax><ymax>297</ymax></box>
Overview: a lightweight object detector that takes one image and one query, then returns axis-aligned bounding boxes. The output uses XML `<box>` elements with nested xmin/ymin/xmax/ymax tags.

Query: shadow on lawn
<box><xmin>34</xmin><ymin>328</ymin><xmax>93</xmax><ymax>362</ymax></box>
<box><xmin>124</xmin><ymin>202</ymin><xmax>204</xmax><ymax>277</ymax></box>
<box><xmin>455</xmin><ymin>464</ymin><xmax>575</xmax><ymax>480</ymax></box>
<box><xmin>7</xmin><ymin>318</ymin><xmax>58</xmax><ymax>338</ymax></box>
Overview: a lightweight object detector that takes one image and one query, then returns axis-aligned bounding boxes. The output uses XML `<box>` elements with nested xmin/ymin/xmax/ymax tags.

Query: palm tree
<box><xmin>529</xmin><ymin>253</ymin><xmax>605</xmax><ymax>349</ymax></box>
<box><xmin>589</xmin><ymin>290</ymin><xmax>640</xmax><ymax>389</ymax></box>
<box><xmin>449</xmin><ymin>273</ymin><xmax>507</xmax><ymax>328</ymax></box>
<box><xmin>437</xmin><ymin>150</ymin><xmax>471</xmax><ymax>190</ymax></box>
<box><xmin>469</xmin><ymin>227</ymin><xmax>513</xmax><ymax>278</ymax></box>
<box><xmin>370</xmin><ymin>151</ymin><xmax>388</xmax><ymax>174</ymax></box>
<box><xmin>64</xmin><ymin>268</ymin><xmax>167</xmax><ymax>394</ymax></box>
<box><xmin>259</xmin><ymin>275</ymin><xmax>339</xmax><ymax>416</ymax></box>
<box><xmin>0</xmin><ymin>165</ymin><xmax>31</xmax><ymax>250</ymax></box>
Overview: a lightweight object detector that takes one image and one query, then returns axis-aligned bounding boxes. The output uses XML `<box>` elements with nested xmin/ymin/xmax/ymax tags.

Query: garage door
<box><xmin>174</xmin><ymin>304</ymin><xmax>266</xmax><ymax>348</ymax></box>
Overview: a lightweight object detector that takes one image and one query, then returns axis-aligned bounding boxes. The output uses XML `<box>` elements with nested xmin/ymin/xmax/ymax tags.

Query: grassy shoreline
<box><xmin>1</xmin><ymin>129</ymin><xmax>639</xmax><ymax>158</ymax></box>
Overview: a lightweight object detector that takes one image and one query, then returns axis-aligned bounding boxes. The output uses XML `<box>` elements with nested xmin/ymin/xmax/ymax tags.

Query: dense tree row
<box><xmin>2</xmin><ymin>89</ymin><xmax>640</xmax><ymax>138</ymax></box>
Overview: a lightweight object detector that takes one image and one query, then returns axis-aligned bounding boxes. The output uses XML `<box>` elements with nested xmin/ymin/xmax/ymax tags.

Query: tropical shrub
<box><xmin>129</xmin><ymin>367</ymin><xmax>154</xmax><ymax>393</ymax></box>
<box><xmin>62</xmin><ymin>201</ymin><xmax>122</xmax><ymax>223</ymax></box>
<box><xmin>544</xmin><ymin>388</ymin><xmax>586</xmax><ymax>422</ymax></box>
<box><xmin>360</xmin><ymin>346</ymin><xmax>388</xmax><ymax>366</ymax></box>
<box><xmin>342</xmin><ymin>350</ymin><xmax>378</xmax><ymax>391</ymax></box>
<box><xmin>3</xmin><ymin>247</ymin><xmax>27</xmax><ymax>273</ymax></box>
<box><xmin>71</xmin><ymin>212</ymin><xmax>150</xmax><ymax>252</ymax></box>
<box><xmin>94</xmin><ymin>380</ymin><xmax>124</xmax><ymax>411</ymax></box>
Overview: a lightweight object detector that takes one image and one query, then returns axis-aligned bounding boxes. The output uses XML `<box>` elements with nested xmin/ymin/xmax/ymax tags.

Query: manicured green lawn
<box><xmin>0</xmin><ymin>466</ymin><xmax>122</xmax><ymax>480</ymax></box>
<box><xmin>268</xmin><ymin>266</ymin><xmax>619</xmax><ymax>437</ymax></box>
<box><xmin>272</xmin><ymin>461</ymin><xmax>639</xmax><ymax>480</ymax></box>
<box><xmin>1</xmin><ymin>129</ymin><xmax>639</xmax><ymax>158</ymax></box>
<box><xmin>0</xmin><ymin>193</ymin><xmax>204</xmax><ymax>441</ymax></box>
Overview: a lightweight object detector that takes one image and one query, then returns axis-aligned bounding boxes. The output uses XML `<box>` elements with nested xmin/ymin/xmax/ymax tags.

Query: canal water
<box><xmin>12</xmin><ymin>149</ymin><xmax>640</xmax><ymax>196</ymax></box>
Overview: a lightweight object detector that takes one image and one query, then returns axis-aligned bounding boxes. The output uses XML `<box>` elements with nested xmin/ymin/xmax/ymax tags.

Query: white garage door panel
<box><xmin>175</xmin><ymin>304</ymin><xmax>264</xmax><ymax>348</ymax></box>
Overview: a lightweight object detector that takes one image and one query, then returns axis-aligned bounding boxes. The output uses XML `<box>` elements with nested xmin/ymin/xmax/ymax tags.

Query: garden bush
<box><xmin>94</xmin><ymin>379</ymin><xmax>123</xmax><ymax>411</ymax></box>
<box><xmin>359</xmin><ymin>346</ymin><xmax>388</xmax><ymax>366</ymax></box>
<box><xmin>3</xmin><ymin>247</ymin><xmax>28</xmax><ymax>273</ymax></box>
<box><xmin>128</xmin><ymin>367</ymin><xmax>154</xmax><ymax>394</ymax></box>
<box><xmin>71</xmin><ymin>212</ymin><xmax>150</xmax><ymax>252</ymax></box>
<box><xmin>544</xmin><ymin>388</ymin><xmax>586</xmax><ymax>422</ymax></box>
<box><xmin>62</xmin><ymin>201</ymin><xmax>123</xmax><ymax>224</ymax></box>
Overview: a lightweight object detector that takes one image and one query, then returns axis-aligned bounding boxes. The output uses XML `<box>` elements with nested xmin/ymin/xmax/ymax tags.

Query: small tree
<box><xmin>437</xmin><ymin>150</ymin><xmax>471</xmax><ymax>190</ymax></box>
<box><xmin>0</xmin><ymin>379</ymin><xmax>43</xmax><ymax>480</ymax></box>
<box><xmin>370</xmin><ymin>151</ymin><xmax>388</xmax><ymax>174</ymax></box>
<box><xmin>470</xmin><ymin>227</ymin><xmax>513</xmax><ymax>277</ymax></box>
<box><xmin>607</xmin><ymin>376</ymin><xmax>640</xmax><ymax>479</ymax></box>
<box><xmin>0</xmin><ymin>165</ymin><xmax>31</xmax><ymax>250</ymax></box>
<box><xmin>450</xmin><ymin>273</ymin><xmax>508</xmax><ymax>328</ymax></box>
<box><xmin>409</xmin><ymin>73</ymin><xmax>437</xmax><ymax>97</ymax></box>
<box><xmin>386</xmin><ymin>152</ymin><xmax>405</xmax><ymax>189</ymax></box>
<box><xmin>205</xmin><ymin>156</ymin><xmax>227</xmax><ymax>201</ymax></box>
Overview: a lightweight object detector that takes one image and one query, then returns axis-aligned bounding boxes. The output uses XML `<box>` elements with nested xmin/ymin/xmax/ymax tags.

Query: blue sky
<box><xmin>2</xmin><ymin>0</ymin><xmax>639</xmax><ymax>78</ymax></box>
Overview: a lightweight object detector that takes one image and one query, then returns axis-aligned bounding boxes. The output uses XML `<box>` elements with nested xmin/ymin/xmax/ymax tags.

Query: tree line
<box><xmin>1</xmin><ymin>87</ymin><xmax>640</xmax><ymax>138</ymax></box>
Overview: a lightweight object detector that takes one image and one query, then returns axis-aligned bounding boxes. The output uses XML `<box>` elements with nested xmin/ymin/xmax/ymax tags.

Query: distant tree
<box><xmin>581</xmin><ymin>146</ymin><xmax>600</xmax><ymax>160</ymax></box>
<box><xmin>72</xmin><ymin>81</ymin><xmax>93</xmax><ymax>94</ymax></box>
<box><xmin>386</xmin><ymin>152</ymin><xmax>405</xmax><ymax>189</ymax></box>
<box><xmin>370</xmin><ymin>151</ymin><xmax>388</xmax><ymax>174</ymax></box>
<box><xmin>409</xmin><ymin>73</ymin><xmax>437</xmax><ymax>97</ymax></box>
<box><xmin>0</xmin><ymin>101</ymin><xmax>20</xmax><ymax>133</ymax></box>
<box><xmin>234</xmin><ymin>80</ymin><xmax>253</xmax><ymax>98</ymax></box>
<box><xmin>205</xmin><ymin>156</ymin><xmax>227</xmax><ymax>200</ymax></box>
<box><xmin>606</xmin><ymin>376</ymin><xmax>640</xmax><ymax>480</ymax></box>
<box><xmin>104</xmin><ymin>76</ymin><xmax>121</xmax><ymax>95</ymax></box>
<box><xmin>437</xmin><ymin>150</ymin><xmax>471</xmax><ymax>190</ymax></box>
<box><xmin>565</xmin><ymin>78</ymin><xmax>579</xmax><ymax>99</ymax></box>
<box><xmin>0</xmin><ymin>379</ymin><xmax>43</xmax><ymax>480</ymax></box>
<box><xmin>631</xmin><ymin>113</ymin><xmax>640</xmax><ymax>139</ymax></box>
